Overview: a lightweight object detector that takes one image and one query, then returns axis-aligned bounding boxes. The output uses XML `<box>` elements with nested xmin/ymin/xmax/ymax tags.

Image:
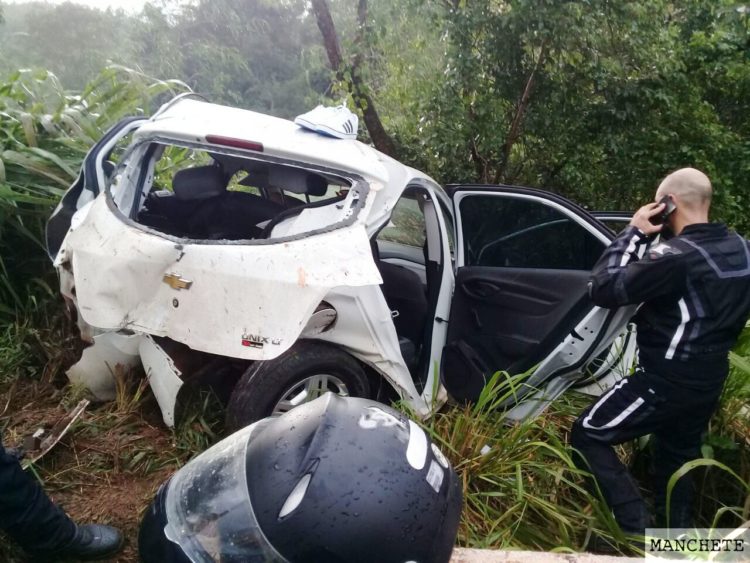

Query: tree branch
<box><xmin>470</xmin><ymin>137</ymin><xmax>489</xmax><ymax>183</ymax></box>
<box><xmin>495</xmin><ymin>37</ymin><xmax>550</xmax><ymax>183</ymax></box>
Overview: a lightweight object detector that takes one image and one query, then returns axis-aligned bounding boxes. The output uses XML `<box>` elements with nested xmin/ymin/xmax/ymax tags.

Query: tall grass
<box><xmin>696</xmin><ymin>321</ymin><xmax>750</xmax><ymax>527</ymax></box>
<box><xmin>411</xmin><ymin>373</ymin><xmax>624</xmax><ymax>552</ymax></box>
<box><xmin>0</xmin><ymin>66</ymin><xmax>187</xmax><ymax>317</ymax></box>
<box><xmin>413</xmin><ymin>323</ymin><xmax>750</xmax><ymax>552</ymax></box>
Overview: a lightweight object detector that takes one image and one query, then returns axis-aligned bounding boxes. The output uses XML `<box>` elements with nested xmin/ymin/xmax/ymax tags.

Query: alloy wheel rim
<box><xmin>272</xmin><ymin>374</ymin><xmax>349</xmax><ymax>416</ymax></box>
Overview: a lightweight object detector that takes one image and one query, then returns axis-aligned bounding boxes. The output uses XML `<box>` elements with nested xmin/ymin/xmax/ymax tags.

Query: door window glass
<box><xmin>599</xmin><ymin>218</ymin><xmax>631</xmax><ymax>234</ymax></box>
<box><xmin>459</xmin><ymin>195</ymin><xmax>605</xmax><ymax>270</ymax></box>
<box><xmin>378</xmin><ymin>195</ymin><xmax>426</xmax><ymax>249</ymax></box>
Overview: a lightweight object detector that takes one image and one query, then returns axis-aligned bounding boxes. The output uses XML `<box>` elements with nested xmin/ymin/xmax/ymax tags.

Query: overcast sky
<box><xmin>6</xmin><ymin>0</ymin><xmax>152</xmax><ymax>13</ymax></box>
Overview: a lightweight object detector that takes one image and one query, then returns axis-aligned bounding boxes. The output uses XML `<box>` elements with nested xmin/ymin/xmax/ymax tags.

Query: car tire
<box><xmin>225</xmin><ymin>340</ymin><xmax>371</xmax><ymax>432</ymax></box>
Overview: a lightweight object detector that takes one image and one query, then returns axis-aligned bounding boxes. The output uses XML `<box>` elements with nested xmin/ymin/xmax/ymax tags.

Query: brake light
<box><xmin>206</xmin><ymin>135</ymin><xmax>264</xmax><ymax>152</ymax></box>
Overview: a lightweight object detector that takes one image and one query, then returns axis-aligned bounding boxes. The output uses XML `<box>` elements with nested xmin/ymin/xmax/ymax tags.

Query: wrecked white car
<box><xmin>46</xmin><ymin>96</ymin><xmax>636</xmax><ymax>429</ymax></box>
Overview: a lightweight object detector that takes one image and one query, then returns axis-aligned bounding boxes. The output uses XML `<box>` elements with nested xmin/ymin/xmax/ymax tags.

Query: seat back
<box><xmin>172</xmin><ymin>166</ymin><xmax>226</xmax><ymax>201</ymax></box>
<box><xmin>377</xmin><ymin>260</ymin><xmax>428</xmax><ymax>345</ymax></box>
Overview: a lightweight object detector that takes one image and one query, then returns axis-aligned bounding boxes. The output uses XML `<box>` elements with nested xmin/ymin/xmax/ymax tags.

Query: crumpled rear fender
<box><xmin>62</xmin><ymin>195</ymin><xmax>382</xmax><ymax>361</ymax></box>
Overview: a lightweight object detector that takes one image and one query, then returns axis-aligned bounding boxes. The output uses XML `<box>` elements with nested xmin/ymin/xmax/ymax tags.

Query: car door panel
<box><xmin>443</xmin><ymin>185</ymin><xmax>634</xmax><ymax>410</ymax></box>
<box><xmin>445</xmin><ymin>267</ymin><xmax>592</xmax><ymax>401</ymax></box>
<box><xmin>46</xmin><ymin>117</ymin><xmax>147</xmax><ymax>260</ymax></box>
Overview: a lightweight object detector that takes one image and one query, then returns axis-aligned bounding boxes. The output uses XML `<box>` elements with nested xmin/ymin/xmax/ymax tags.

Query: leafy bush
<box><xmin>0</xmin><ymin>66</ymin><xmax>186</xmax><ymax>317</ymax></box>
<box><xmin>698</xmin><ymin>322</ymin><xmax>750</xmax><ymax>526</ymax></box>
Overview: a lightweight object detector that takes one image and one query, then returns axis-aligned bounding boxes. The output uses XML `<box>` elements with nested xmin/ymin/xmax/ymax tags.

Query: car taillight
<box><xmin>206</xmin><ymin>135</ymin><xmax>264</xmax><ymax>152</ymax></box>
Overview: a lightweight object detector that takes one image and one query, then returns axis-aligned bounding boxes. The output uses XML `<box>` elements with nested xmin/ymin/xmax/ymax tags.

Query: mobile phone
<box><xmin>649</xmin><ymin>195</ymin><xmax>677</xmax><ymax>225</ymax></box>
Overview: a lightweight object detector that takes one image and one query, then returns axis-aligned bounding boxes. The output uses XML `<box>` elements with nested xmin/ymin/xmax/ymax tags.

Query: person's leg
<box><xmin>571</xmin><ymin>372</ymin><xmax>670</xmax><ymax>533</ymax></box>
<box><xmin>652</xmin><ymin>389</ymin><xmax>721</xmax><ymax>528</ymax></box>
<box><xmin>0</xmin><ymin>437</ymin><xmax>76</xmax><ymax>552</ymax></box>
<box><xmin>0</xmin><ymin>436</ymin><xmax>124</xmax><ymax>560</ymax></box>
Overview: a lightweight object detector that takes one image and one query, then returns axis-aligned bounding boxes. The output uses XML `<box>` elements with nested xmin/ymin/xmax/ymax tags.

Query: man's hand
<box><xmin>630</xmin><ymin>201</ymin><xmax>665</xmax><ymax>235</ymax></box>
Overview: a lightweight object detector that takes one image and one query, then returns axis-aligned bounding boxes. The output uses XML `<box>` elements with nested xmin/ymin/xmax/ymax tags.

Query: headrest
<box><xmin>267</xmin><ymin>167</ymin><xmax>328</xmax><ymax>197</ymax></box>
<box><xmin>305</xmin><ymin>174</ymin><xmax>328</xmax><ymax>197</ymax></box>
<box><xmin>172</xmin><ymin>166</ymin><xmax>226</xmax><ymax>201</ymax></box>
<box><xmin>102</xmin><ymin>160</ymin><xmax>116</xmax><ymax>179</ymax></box>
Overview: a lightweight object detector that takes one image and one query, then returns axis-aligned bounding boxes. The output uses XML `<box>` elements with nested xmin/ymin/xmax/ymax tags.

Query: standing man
<box><xmin>571</xmin><ymin>168</ymin><xmax>750</xmax><ymax>537</ymax></box>
<box><xmin>0</xmin><ymin>438</ymin><xmax>123</xmax><ymax>560</ymax></box>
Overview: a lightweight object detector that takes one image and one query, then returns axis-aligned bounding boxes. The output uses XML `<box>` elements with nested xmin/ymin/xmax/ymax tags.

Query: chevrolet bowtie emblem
<box><xmin>163</xmin><ymin>273</ymin><xmax>193</xmax><ymax>290</ymax></box>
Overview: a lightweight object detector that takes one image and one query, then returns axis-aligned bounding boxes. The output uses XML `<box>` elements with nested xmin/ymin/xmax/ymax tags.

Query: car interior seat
<box><xmin>141</xmin><ymin>165</ymin><xmax>285</xmax><ymax>240</ymax></box>
<box><xmin>371</xmin><ymin>240</ymin><xmax>428</xmax><ymax>371</ymax></box>
<box><xmin>258</xmin><ymin>175</ymin><xmax>338</xmax><ymax>238</ymax></box>
<box><xmin>172</xmin><ymin>165</ymin><xmax>226</xmax><ymax>201</ymax></box>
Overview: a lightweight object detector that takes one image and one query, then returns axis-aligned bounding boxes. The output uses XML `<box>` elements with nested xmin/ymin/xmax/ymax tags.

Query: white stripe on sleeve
<box><xmin>620</xmin><ymin>234</ymin><xmax>640</xmax><ymax>267</ymax></box>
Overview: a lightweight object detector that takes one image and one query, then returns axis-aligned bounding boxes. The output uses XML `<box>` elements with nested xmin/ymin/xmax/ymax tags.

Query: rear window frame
<box><xmin>104</xmin><ymin>136</ymin><xmax>369</xmax><ymax>246</ymax></box>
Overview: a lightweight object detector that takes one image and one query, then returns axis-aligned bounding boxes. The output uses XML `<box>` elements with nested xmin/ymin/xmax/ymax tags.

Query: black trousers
<box><xmin>0</xmin><ymin>437</ymin><xmax>76</xmax><ymax>552</ymax></box>
<box><xmin>571</xmin><ymin>368</ymin><xmax>722</xmax><ymax>532</ymax></box>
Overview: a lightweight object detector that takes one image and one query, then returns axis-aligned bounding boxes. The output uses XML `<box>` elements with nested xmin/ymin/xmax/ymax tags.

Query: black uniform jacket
<box><xmin>588</xmin><ymin>223</ymin><xmax>750</xmax><ymax>390</ymax></box>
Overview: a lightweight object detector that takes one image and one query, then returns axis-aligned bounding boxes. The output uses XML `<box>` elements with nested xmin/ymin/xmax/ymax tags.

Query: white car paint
<box><xmin>64</xmin><ymin>194</ymin><xmax>381</xmax><ymax>361</ymax></box>
<box><xmin>67</xmin><ymin>331</ymin><xmax>141</xmax><ymax>401</ymax></box>
<box><xmin>140</xmin><ymin>335</ymin><xmax>184</xmax><ymax>427</ymax></box>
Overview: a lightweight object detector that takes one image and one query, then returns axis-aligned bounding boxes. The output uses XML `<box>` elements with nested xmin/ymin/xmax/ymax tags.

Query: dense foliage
<box><xmin>377</xmin><ymin>1</ymin><xmax>750</xmax><ymax>234</ymax></box>
<box><xmin>0</xmin><ymin>0</ymin><xmax>329</xmax><ymax>118</ymax></box>
<box><xmin>421</xmin><ymin>354</ymin><xmax>750</xmax><ymax>551</ymax></box>
<box><xmin>0</xmin><ymin>66</ymin><xmax>186</xmax><ymax>315</ymax></box>
<box><xmin>1</xmin><ymin>0</ymin><xmax>747</xmax><ymax>232</ymax></box>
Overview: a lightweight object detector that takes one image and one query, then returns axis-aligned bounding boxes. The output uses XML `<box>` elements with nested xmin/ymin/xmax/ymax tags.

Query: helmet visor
<box><xmin>164</xmin><ymin>421</ymin><xmax>287</xmax><ymax>563</ymax></box>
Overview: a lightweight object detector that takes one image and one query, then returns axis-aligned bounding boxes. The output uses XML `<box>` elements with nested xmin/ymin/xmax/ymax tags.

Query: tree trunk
<box><xmin>310</xmin><ymin>0</ymin><xmax>398</xmax><ymax>158</ymax></box>
<box><xmin>311</xmin><ymin>0</ymin><xmax>343</xmax><ymax>71</ymax></box>
<box><xmin>495</xmin><ymin>38</ymin><xmax>550</xmax><ymax>183</ymax></box>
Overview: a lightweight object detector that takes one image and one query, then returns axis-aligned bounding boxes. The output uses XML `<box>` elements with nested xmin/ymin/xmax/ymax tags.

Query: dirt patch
<box><xmin>0</xmin><ymin>376</ymin><xmax>188</xmax><ymax>562</ymax></box>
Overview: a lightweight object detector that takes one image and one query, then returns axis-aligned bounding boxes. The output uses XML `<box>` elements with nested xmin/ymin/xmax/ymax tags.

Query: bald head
<box><xmin>656</xmin><ymin>167</ymin><xmax>712</xmax><ymax>211</ymax></box>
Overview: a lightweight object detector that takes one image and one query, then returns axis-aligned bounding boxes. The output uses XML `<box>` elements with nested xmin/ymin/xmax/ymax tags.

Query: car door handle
<box><xmin>462</xmin><ymin>280</ymin><xmax>502</xmax><ymax>300</ymax></box>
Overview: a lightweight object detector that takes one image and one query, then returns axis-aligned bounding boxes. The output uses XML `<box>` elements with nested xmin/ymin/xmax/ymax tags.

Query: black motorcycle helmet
<box><xmin>139</xmin><ymin>393</ymin><xmax>463</xmax><ymax>563</ymax></box>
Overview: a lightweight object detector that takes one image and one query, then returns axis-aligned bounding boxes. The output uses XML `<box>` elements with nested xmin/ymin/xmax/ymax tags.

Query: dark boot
<box><xmin>29</xmin><ymin>524</ymin><xmax>124</xmax><ymax>561</ymax></box>
<box><xmin>612</xmin><ymin>498</ymin><xmax>650</xmax><ymax>535</ymax></box>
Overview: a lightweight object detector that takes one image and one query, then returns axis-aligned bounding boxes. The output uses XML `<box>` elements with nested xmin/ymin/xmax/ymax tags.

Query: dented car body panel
<box><xmin>64</xmin><ymin>194</ymin><xmax>381</xmax><ymax>361</ymax></box>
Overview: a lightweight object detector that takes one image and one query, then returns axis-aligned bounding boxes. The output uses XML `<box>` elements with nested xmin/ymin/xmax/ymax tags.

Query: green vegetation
<box><xmin>0</xmin><ymin>311</ymin><xmax>225</xmax><ymax>562</ymax></box>
<box><xmin>697</xmin><ymin>321</ymin><xmax>750</xmax><ymax>526</ymax></box>
<box><xmin>1</xmin><ymin>317</ymin><xmax>745</xmax><ymax>557</ymax></box>
<box><xmin>1</xmin><ymin>0</ymin><xmax>749</xmax><ymax>234</ymax></box>
<box><xmin>0</xmin><ymin>0</ymin><xmax>747</xmax><ymax>557</ymax></box>
<box><xmin>410</xmin><ymin>336</ymin><xmax>750</xmax><ymax>553</ymax></box>
<box><xmin>415</xmin><ymin>373</ymin><xmax>622</xmax><ymax>552</ymax></box>
<box><xmin>0</xmin><ymin>66</ymin><xmax>186</xmax><ymax>317</ymax></box>
<box><xmin>0</xmin><ymin>0</ymin><xmax>329</xmax><ymax>119</ymax></box>
<box><xmin>393</xmin><ymin>0</ymin><xmax>750</xmax><ymax>235</ymax></box>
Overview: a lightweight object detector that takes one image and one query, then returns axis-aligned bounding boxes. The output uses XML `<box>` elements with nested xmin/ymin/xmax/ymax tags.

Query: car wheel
<box><xmin>225</xmin><ymin>340</ymin><xmax>370</xmax><ymax>431</ymax></box>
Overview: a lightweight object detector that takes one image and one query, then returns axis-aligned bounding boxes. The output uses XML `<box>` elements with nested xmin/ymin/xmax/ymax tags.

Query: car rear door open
<box><xmin>442</xmin><ymin>185</ymin><xmax>637</xmax><ymax>419</ymax></box>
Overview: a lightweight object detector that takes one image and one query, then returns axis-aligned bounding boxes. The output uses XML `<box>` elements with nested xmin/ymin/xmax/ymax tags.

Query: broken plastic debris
<box><xmin>480</xmin><ymin>445</ymin><xmax>492</xmax><ymax>456</ymax></box>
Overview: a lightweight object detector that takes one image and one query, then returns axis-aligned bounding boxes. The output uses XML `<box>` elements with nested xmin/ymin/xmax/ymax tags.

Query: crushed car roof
<box><xmin>135</xmin><ymin>98</ymin><xmax>419</xmax><ymax>186</ymax></box>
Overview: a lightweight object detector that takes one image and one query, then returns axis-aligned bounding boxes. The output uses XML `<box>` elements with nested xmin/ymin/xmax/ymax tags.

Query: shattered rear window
<box><xmin>108</xmin><ymin>139</ymin><xmax>367</xmax><ymax>244</ymax></box>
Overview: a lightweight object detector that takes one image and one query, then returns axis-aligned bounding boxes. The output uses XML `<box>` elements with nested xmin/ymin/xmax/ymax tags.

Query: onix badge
<box><xmin>162</xmin><ymin>273</ymin><xmax>193</xmax><ymax>290</ymax></box>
